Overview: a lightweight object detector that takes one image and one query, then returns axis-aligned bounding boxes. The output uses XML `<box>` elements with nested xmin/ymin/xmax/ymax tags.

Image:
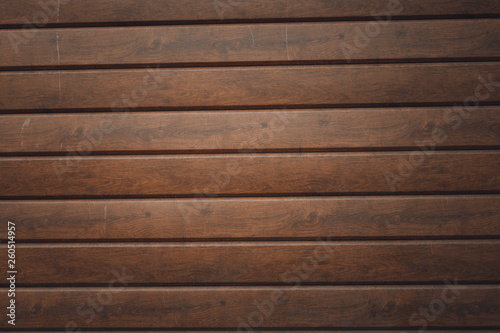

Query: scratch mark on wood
<box><xmin>55</xmin><ymin>31</ymin><xmax>62</xmax><ymax>100</ymax></box>
<box><xmin>248</xmin><ymin>26</ymin><xmax>255</xmax><ymax>45</ymax></box>
<box><xmin>20</xmin><ymin>118</ymin><xmax>30</xmax><ymax>146</ymax></box>
<box><xmin>285</xmin><ymin>25</ymin><xmax>290</xmax><ymax>60</ymax></box>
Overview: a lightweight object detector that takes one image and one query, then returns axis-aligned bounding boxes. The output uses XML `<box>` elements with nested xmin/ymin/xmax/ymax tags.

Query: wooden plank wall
<box><xmin>0</xmin><ymin>0</ymin><xmax>499</xmax><ymax>331</ymax></box>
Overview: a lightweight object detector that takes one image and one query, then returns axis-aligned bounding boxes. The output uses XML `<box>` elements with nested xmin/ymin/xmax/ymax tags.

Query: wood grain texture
<box><xmin>2</xmin><ymin>0</ymin><xmax>500</xmax><ymax>25</ymax></box>
<box><xmin>1</xmin><ymin>151</ymin><xmax>499</xmax><ymax>198</ymax></box>
<box><xmin>2</xmin><ymin>19</ymin><xmax>500</xmax><ymax>68</ymax></box>
<box><xmin>1</xmin><ymin>0</ymin><xmax>499</xmax><ymax>331</ymax></box>
<box><xmin>1</xmin><ymin>196</ymin><xmax>499</xmax><ymax>241</ymax></box>
<box><xmin>8</xmin><ymin>241</ymin><xmax>500</xmax><ymax>285</ymax></box>
<box><xmin>1</xmin><ymin>286</ymin><xmax>499</xmax><ymax>328</ymax></box>
<box><xmin>1</xmin><ymin>107</ymin><xmax>499</xmax><ymax>154</ymax></box>
<box><xmin>1</xmin><ymin>63</ymin><xmax>500</xmax><ymax>111</ymax></box>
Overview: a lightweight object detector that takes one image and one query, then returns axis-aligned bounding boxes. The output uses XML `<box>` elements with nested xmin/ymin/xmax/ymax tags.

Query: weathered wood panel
<box><xmin>2</xmin><ymin>20</ymin><xmax>500</xmax><ymax>68</ymax></box>
<box><xmin>9</xmin><ymin>241</ymin><xmax>500</xmax><ymax>285</ymax></box>
<box><xmin>1</xmin><ymin>63</ymin><xmax>499</xmax><ymax>111</ymax></box>
<box><xmin>1</xmin><ymin>286</ymin><xmax>499</xmax><ymax>328</ymax></box>
<box><xmin>2</xmin><ymin>0</ymin><xmax>499</xmax><ymax>25</ymax></box>
<box><xmin>1</xmin><ymin>107</ymin><xmax>499</xmax><ymax>154</ymax></box>
<box><xmin>1</xmin><ymin>152</ymin><xmax>499</xmax><ymax>198</ymax></box>
<box><xmin>1</xmin><ymin>196</ymin><xmax>499</xmax><ymax>241</ymax></box>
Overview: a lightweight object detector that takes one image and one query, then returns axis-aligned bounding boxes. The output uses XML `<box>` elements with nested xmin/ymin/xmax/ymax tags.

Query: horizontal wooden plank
<box><xmin>1</xmin><ymin>152</ymin><xmax>498</xmax><ymax>198</ymax></box>
<box><xmin>1</xmin><ymin>0</ymin><xmax>499</xmax><ymax>26</ymax></box>
<box><xmin>2</xmin><ymin>286</ymin><xmax>499</xmax><ymax>328</ymax></box>
<box><xmin>1</xmin><ymin>196</ymin><xmax>499</xmax><ymax>241</ymax></box>
<box><xmin>6</xmin><ymin>241</ymin><xmax>499</xmax><ymax>284</ymax></box>
<box><xmin>2</xmin><ymin>20</ymin><xmax>500</xmax><ymax>68</ymax></box>
<box><xmin>1</xmin><ymin>63</ymin><xmax>500</xmax><ymax>111</ymax></box>
<box><xmin>1</xmin><ymin>107</ymin><xmax>499</xmax><ymax>154</ymax></box>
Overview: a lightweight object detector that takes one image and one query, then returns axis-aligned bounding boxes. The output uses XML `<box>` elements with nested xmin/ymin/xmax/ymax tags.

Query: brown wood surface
<box><xmin>1</xmin><ymin>2</ymin><xmax>499</xmax><ymax>331</ymax></box>
<box><xmin>2</xmin><ymin>20</ymin><xmax>500</xmax><ymax>69</ymax></box>
<box><xmin>1</xmin><ymin>196</ymin><xmax>499</xmax><ymax>241</ymax></box>
<box><xmin>1</xmin><ymin>151</ymin><xmax>499</xmax><ymax>198</ymax></box>
<box><xmin>1</xmin><ymin>107</ymin><xmax>499</xmax><ymax>154</ymax></box>
<box><xmin>1</xmin><ymin>63</ymin><xmax>500</xmax><ymax>111</ymax></box>
<box><xmin>2</xmin><ymin>0</ymin><xmax>499</xmax><ymax>25</ymax></box>
<box><xmin>1</xmin><ymin>286</ymin><xmax>499</xmax><ymax>328</ymax></box>
<box><xmin>6</xmin><ymin>240</ymin><xmax>500</xmax><ymax>285</ymax></box>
